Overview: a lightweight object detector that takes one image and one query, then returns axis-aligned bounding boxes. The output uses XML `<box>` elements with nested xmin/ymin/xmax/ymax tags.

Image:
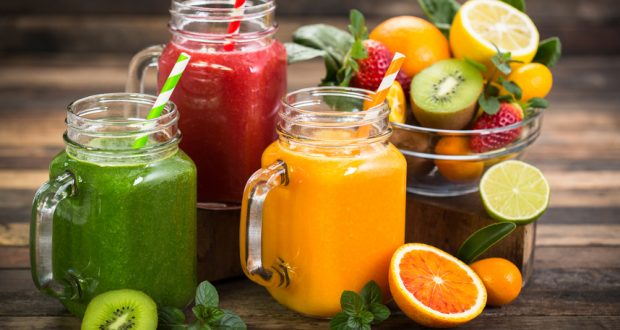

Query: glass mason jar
<box><xmin>127</xmin><ymin>0</ymin><xmax>287</xmax><ymax>207</ymax></box>
<box><xmin>30</xmin><ymin>93</ymin><xmax>197</xmax><ymax>318</ymax></box>
<box><xmin>240</xmin><ymin>87</ymin><xmax>407</xmax><ymax>317</ymax></box>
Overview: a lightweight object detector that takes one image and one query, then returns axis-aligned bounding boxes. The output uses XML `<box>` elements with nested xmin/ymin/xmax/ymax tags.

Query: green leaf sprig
<box><xmin>158</xmin><ymin>281</ymin><xmax>247</xmax><ymax>330</ymax></box>
<box><xmin>330</xmin><ymin>281</ymin><xmax>390</xmax><ymax>330</ymax></box>
<box><xmin>474</xmin><ymin>46</ymin><xmax>552</xmax><ymax>116</ymax></box>
<box><xmin>337</xmin><ymin>9</ymin><xmax>369</xmax><ymax>86</ymax></box>
<box><xmin>284</xmin><ymin>9</ymin><xmax>369</xmax><ymax>87</ymax></box>
<box><xmin>417</xmin><ymin>0</ymin><xmax>460</xmax><ymax>37</ymax></box>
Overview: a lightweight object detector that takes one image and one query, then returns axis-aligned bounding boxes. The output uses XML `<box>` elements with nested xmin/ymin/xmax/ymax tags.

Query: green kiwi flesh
<box><xmin>411</xmin><ymin>59</ymin><xmax>483</xmax><ymax>130</ymax></box>
<box><xmin>81</xmin><ymin>289</ymin><xmax>158</xmax><ymax>330</ymax></box>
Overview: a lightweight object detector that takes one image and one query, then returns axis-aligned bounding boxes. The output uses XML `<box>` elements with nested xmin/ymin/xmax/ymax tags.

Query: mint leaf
<box><xmin>479</xmin><ymin>95</ymin><xmax>501</xmax><ymax>115</ymax></box>
<box><xmin>360</xmin><ymin>280</ymin><xmax>382</xmax><ymax>306</ymax></box>
<box><xmin>499</xmin><ymin>0</ymin><xmax>526</xmax><ymax>12</ymax></box>
<box><xmin>418</xmin><ymin>0</ymin><xmax>460</xmax><ymax>37</ymax></box>
<box><xmin>193</xmin><ymin>305</ymin><xmax>224</xmax><ymax>323</ymax></box>
<box><xmin>196</xmin><ymin>281</ymin><xmax>219</xmax><ymax>307</ymax></box>
<box><xmin>487</xmin><ymin>84</ymin><xmax>500</xmax><ymax>97</ymax></box>
<box><xmin>341</xmin><ymin>291</ymin><xmax>365</xmax><ymax>316</ymax></box>
<box><xmin>534</xmin><ymin>37</ymin><xmax>562</xmax><ymax>67</ymax></box>
<box><xmin>465</xmin><ymin>57</ymin><xmax>487</xmax><ymax>73</ymax></box>
<box><xmin>187</xmin><ymin>321</ymin><xmax>208</xmax><ymax>330</ymax></box>
<box><xmin>158</xmin><ymin>306</ymin><xmax>187</xmax><ymax>330</ymax></box>
<box><xmin>349</xmin><ymin>41</ymin><xmax>367</xmax><ymax>61</ymax></box>
<box><xmin>330</xmin><ymin>312</ymin><xmax>350</xmax><ymax>330</ymax></box>
<box><xmin>321</xmin><ymin>55</ymin><xmax>341</xmax><ymax>86</ymax></box>
<box><xmin>347</xmin><ymin>315</ymin><xmax>372</xmax><ymax>330</ymax></box>
<box><xmin>334</xmin><ymin>281</ymin><xmax>391</xmax><ymax>329</ymax></box>
<box><xmin>292</xmin><ymin>24</ymin><xmax>353</xmax><ymax>67</ymax></box>
<box><xmin>501</xmin><ymin>80</ymin><xmax>523</xmax><ymax>100</ymax></box>
<box><xmin>491</xmin><ymin>54</ymin><xmax>512</xmax><ymax>75</ymax></box>
<box><xmin>337</xmin><ymin>9</ymin><xmax>369</xmax><ymax>86</ymax></box>
<box><xmin>368</xmin><ymin>303</ymin><xmax>390</xmax><ymax>323</ymax></box>
<box><xmin>457</xmin><ymin>222</ymin><xmax>517</xmax><ymax>264</ymax></box>
<box><xmin>213</xmin><ymin>310</ymin><xmax>247</xmax><ymax>330</ymax></box>
<box><xmin>358</xmin><ymin>310</ymin><xmax>374</xmax><ymax>325</ymax></box>
<box><xmin>285</xmin><ymin>43</ymin><xmax>325</xmax><ymax>64</ymax></box>
<box><xmin>348</xmin><ymin>9</ymin><xmax>368</xmax><ymax>42</ymax></box>
<box><xmin>527</xmin><ymin>97</ymin><xmax>549</xmax><ymax>109</ymax></box>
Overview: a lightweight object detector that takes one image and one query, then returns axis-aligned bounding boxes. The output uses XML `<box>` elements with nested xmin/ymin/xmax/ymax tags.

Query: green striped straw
<box><xmin>133</xmin><ymin>52</ymin><xmax>191</xmax><ymax>149</ymax></box>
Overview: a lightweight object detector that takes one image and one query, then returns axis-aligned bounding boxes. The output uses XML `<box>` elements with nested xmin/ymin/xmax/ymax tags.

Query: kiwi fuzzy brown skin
<box><xmin>390</xmin><ymin>128</ymin><xmax>434</xmax><ymax>178</ymax></box>
<box><xmin>412</xmin><ymin>100</ymin><xmax>477</xmax><ymax>130</ymax></box>
<box><xmin>81</xmin><ymin>289</ymin><xmax>158</xmax><ymax>330</ymax></box>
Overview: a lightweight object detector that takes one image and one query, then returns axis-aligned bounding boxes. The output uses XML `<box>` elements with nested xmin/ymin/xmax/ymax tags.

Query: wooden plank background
<box><xmin>1</xmin><ymin>0</ymin><xmax>619</xmax><ymax>328</ymax></box>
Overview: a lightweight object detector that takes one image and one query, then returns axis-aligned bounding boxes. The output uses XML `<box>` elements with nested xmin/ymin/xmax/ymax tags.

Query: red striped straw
<box><xmin>366</xmin><ymin>52</ymin><xmax>406</xmax><ymax>109</ymax></box>
<box><xmin>224</xmin><ymin>0</ymin><xmax>246</xmax><ymax>51</ymax></box>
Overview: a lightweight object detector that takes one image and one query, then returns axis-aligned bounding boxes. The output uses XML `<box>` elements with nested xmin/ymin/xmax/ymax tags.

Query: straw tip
<box><xmin>393</xmin><ymin>52</ymin><xmax>406</xmax><ymax>60</ymax></box>
<box><xmin>178</xmin><ymin>52</ymin><xmax>191</xmax><ymax>61</ymax></box>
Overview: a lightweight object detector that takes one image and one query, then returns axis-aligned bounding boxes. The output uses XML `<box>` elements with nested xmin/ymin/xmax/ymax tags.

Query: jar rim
<box><xmin>168</xmin><ymin>0</ymin><xmax>278</xmax><ymax>43</ymax></box>
<box><xmin>280</xmin><ymin>86</ymin><xmax>390</xmax><ymax>120</ymax></box>
<box><xmin>277</xmin><ymin>86</ymin><xmax>392</xmax><ymax>147</ymax></box>
<box><xmin>171</xmin><ymin>0</ymin><xmax>276</xmax><ymax>20</ymax></box>
<box><xmin>64</xmin><ymin>93</ymin><xmax>180</xmax><ymax>155</ymax></box>
<box><xmin>66</xmin><ymin>93</ymin><xmax>178</xmax><ymax>131</ymax></box>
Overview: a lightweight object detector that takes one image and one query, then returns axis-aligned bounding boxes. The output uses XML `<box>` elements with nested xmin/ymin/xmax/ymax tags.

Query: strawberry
<box><xmin>350</xmin><ymin>39</ymin><xmax>411</xmax><ymax>93</ymax></box>
<box><xmin>470</xmin><ymin>103</ymin><xmax>524</xmax><ymax>153</ymax></box>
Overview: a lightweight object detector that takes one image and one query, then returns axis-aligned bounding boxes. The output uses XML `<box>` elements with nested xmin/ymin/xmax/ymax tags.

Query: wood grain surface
<box><xmin>1</xmin><ymin>10</ymin><xmax>619</xmax><ymax>329</ymax></box>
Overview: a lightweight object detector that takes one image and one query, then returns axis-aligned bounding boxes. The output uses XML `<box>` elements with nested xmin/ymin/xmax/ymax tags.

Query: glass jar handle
<box><xmin>240</xmin><ymin>160</ymin><xmax>289</xmax><ymax>288</ymax></box>
<box><xmin>30</xmin><ymin>171</ymin><xmax>76</xmax><ymax>298</ymax></box>
<box><xmin>126</xmin><ymin>44</ymin><xmax>164</xmax><ymax>93</ymax></box>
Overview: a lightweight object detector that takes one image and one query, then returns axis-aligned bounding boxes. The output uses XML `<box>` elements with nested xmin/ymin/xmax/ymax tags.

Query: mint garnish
<box><xmin>284</xmin><ymin>9</ymin><xmax>369</xmax><ymax>87</ymax></box>
<box><xmin>329</xmin><ymin>281</ymin><xmax>390</xmax><ymax>330</ymax></box>
<box><xmin>158</xmin><ymin>280</ymin><xmax>247</xmax><ymax>330</ymax></box>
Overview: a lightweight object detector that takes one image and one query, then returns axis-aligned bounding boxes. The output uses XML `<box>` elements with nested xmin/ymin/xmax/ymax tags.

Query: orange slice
<box><xmin>387</xmin><ymin>80</ymin><xmax>406</xmax><ymax>124</ymax></box>
<box><xmin>389</xmin><ymin>243</ymin><xmax>487</xmax><ymax>328</ymax></box>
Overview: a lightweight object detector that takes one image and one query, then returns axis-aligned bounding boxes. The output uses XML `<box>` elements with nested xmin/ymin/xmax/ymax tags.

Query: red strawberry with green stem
<box><xmin>470</xmin><ymin>102</ymin><xmax>524</xmax><ymax>153</ymax></box>
<box><xmin>350</xmin><ymin>39</ymin><xmax>411</xmax><ymax>93</ymax></box>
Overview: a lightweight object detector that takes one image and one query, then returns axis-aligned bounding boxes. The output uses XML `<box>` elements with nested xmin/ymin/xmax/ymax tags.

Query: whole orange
<box><xmin>434</xmin><ymin>136</ymin><xmax>484</xmax><ymax>182</ymax></box>
<box><xmin>470</xmin><ymin>258</ymin><xmax>523</xmax><ymax>306</ymax></box>
<box><xmin>370</xmin><ymin>16</ymin><xmax>450</xmax><ymax>77</ymax></box>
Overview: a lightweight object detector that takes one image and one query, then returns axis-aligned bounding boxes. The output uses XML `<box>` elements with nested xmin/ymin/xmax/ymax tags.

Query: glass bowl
<box><xmin>390</xmin><ymin>109</ymin><xmax>544</xmax><ymax>197</ymax></box>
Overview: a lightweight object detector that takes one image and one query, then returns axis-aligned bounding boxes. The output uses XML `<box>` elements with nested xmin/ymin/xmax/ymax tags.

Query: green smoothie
<box><xmin>47</xmin><ymin>147</ymin><xmax>197</xmax><ymax>317</ymax></box>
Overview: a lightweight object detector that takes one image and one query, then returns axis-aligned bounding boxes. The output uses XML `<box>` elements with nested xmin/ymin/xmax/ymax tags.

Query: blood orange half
<box><xmin>389</xmin><ymin>243</ymin><xmax>487</xmax><ymax>328</ymax></box>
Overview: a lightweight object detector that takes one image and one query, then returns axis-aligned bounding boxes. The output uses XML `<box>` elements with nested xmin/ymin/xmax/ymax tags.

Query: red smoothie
<box><xmin>158</xmin><ymin>41</ymin><xmax>287</xmax><ymax>203</ymax></box>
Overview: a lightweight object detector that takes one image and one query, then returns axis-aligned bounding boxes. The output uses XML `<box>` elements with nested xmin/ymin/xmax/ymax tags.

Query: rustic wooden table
<box><xmin>1</xmin><ymin>12</ymin><xmax>619</xmax><ymax>329</ymax></box>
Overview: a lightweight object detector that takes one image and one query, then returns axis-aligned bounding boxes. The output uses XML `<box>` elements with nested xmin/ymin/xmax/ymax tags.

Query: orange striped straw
<box><xmin>366</xmin><ymin>52</ymin><xmax>406</xmax><ymax>109</ymax></box>
<box><xmin>224</xmin><ymin>0</ymin><xmax>246</xmax><ymax>51</ymax></box>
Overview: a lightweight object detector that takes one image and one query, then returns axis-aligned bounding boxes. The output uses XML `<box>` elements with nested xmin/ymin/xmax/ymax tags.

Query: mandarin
<box><xmin>370</xmin><ymin>16</ymin><xmax>450</xmax><ymax>77</ymax></box>
<box><xmin>470</xmin><ymin>258</ymin><xmax>523</xmax><ymax>306</ymax></box>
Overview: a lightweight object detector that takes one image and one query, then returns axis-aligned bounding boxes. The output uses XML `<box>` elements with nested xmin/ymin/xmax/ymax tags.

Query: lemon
<box><xmin>386</xmin><ymin>81</ymin><xmax>406</xmax><ymax>123</ymax></box>
<box><xmin>480</xmin><ymin>160</ymin><xmax>550</xmax><ymax>224</ymax></box>
<box><xmin>450</xmin><ymin>0</ymin><xmax>539</xmax><ymax>72</ymax></box>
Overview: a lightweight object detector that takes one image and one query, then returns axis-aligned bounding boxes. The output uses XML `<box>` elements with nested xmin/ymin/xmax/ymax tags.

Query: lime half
<box><xmin>480</xmin><ymin>160</ymin><xmax>550</xmax><ymax>224</ymax></box>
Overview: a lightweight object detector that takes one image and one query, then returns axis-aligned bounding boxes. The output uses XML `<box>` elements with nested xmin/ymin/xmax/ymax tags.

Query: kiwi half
<box><xmin>411</xmin><ymin>59</ymin><xmax>483</xmax><ymax>130</ymax></box>
<box><xmin>81</xmin><ymin>289</ymin><xmax>158</xmax><ymax>330</ymax></box>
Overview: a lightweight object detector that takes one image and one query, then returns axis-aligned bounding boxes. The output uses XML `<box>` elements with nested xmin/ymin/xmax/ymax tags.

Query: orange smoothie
<box><xmin>255</xmin><ymin>138</ymin><xmax>406</xmax><ymax>317</ymax></box>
